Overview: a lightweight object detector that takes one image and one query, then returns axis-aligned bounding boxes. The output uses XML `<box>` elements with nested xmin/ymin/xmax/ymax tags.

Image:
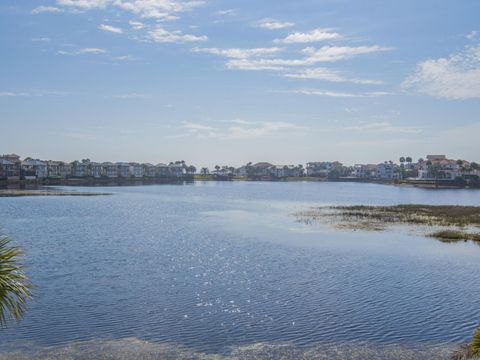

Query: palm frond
<box><xmin>472</xmin><ymin>327</ymin><xmax>480</xmax><ymax>355</ymax></box>
<box><xmin>0</xmin><ymin>236</ymin><xmax>32</xmax><ymax>327</ymax></box>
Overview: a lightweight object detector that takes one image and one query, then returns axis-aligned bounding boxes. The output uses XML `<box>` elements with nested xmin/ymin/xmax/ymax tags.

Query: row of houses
<box><xmin>352</xmin><ymin>155</ymin><xmax>480</xmax><ymax>181</ymax></box>
<box><xmin>0</xmin><ymin>154</ymin><xmax>193</xmax><ymax>180</ymax></box>
<box><xmin>2</xmin><ymin>153</ymin><xmax>479</xmax><ymax>182</ymax></box>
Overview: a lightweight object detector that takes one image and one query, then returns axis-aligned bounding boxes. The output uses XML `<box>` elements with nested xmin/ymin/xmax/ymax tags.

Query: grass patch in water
<box><xmin>429</xmin><ymin>230</ymin><xmax>480</xmax><ymax>243</ymax></box>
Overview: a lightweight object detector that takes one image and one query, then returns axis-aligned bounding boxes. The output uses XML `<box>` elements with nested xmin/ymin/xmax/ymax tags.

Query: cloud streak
<box><xmin>99</xmin><ymin>24</ymin><xmax>123</xmax><ymax>34</ymax></box>
<box><xmin>256</xmin><ymin>18</ymin><xmax>295</xmax><ymax>30</ymax></box>
<box><xmin>275</xmin><ymin>28</ymin><xmax>341</xmax><ymax>44</ymax></box>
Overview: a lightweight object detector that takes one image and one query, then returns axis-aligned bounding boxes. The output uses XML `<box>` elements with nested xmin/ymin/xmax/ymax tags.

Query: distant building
<box><xmin>156</xmin><ymin>163</ymin><xmax>170</xmax><ymax>177</ymax></box>
<box><xmin>47</xmin><ymin>161</ymin><xmax>71</xmax><ymax>178</ymax></box>
<box><xmin>90</xmin><ymin>162</ymin><xmax>104</xmax><ymax>178</ymax></box>
<box><xmin>353</xmin><ymin>164</ymin><xmax>378</xmax><ymax>179</ymax></box>
<box><xmin>103</xmin><ymin>162</ymin><xmax>117</xmax><ymax>178</ymax></box>
<box><xmin>116</xmin><ymin>162</ymin><xmax>131</xmax><ymax>178</ymax></box>
<box><xmin>130</xmin><ymin>163</ymin><xmax>144</xmax><ymax>178</ymax></box>
<box><xmin>0</xmin><ymin>159</ymin><xmax>20</xmax><ymax>180</ymax></box>
<box><xmin>71</xmin><ymin>161</ymin><xmax>90</xmax><ymax>178</ymax></box>
<box><xmin>22</xmin><ymin>159</ymin><xmax>48</xmax><ymax>179</ymax></box>
<box><xmin>306</xmin><ymin>161</ymin><xmax>342</xmax><ymax>177</ymax></box>
<box><xmin>143</xmin><ymin>163</ymin><xmax>156</xmax><ymax>178</ymax></box>
<box><xmin>376</xmin><ymin>162</ymin><xmax>396</xmax><ymax>180</ymax></box>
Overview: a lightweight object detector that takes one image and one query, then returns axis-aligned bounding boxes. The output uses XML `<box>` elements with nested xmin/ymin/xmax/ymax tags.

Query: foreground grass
<box><xmin>452</xmin><ymin>328</ymin><xmax>480</xmax><ymax>360</ymax></box>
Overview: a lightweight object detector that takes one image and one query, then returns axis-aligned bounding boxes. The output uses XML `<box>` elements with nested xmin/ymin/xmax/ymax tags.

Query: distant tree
<box><xmin>0</xmin><ymin>237</ymin><xmax>32</xmax><ymax>327</ymax></box>
<box><xmin>471</xmin><ymin>162</ymin><xmax>479</xmax><ymax>170</ymax></box>
<box><xmin>81</xmin><ymin>158</ymin><xmax>90</xmax><ymax>164</ymax></box>
<box><xmin>426</xmin><ymin>160</ymin><xmax>432</xmax><ymax>166</ymax></box>
<box><xmin>214</xmin><ymin>165</ymin><xmax>220</xmax><ymax>171</ymax></box>
<box><xmin>187</xmin><ymin>165</ymin><xmax>196</xmax><ymax>174</ymax></box>
<box><xmin>399</xmin><ymin>157</ymin><xmax>406</xmax><ymax>165</ymax></box>
<box><xmin>457</xmin><ymin>159</ymin><xmax>464</xmax><ymax>166</ymax></box>
<box><xmin>418</xmin><ymin>158</ymin><xmax>424</xmax><ymax>163</ymax></box>
<box><xmin>406</xmin><ymin>157</ymin><xmax>412</xmax><ymax>164</ymax></box>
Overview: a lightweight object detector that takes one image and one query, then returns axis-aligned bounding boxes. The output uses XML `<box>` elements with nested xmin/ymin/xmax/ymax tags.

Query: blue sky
<box><xmin>1</xmin><ymin>0</ymin><xmax>479</xmax><ymax>167</ymax></box>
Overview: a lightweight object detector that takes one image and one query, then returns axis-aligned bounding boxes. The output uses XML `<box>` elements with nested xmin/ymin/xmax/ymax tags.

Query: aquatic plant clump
<box><xmin>295</xmin><ymin>204</ymin><xmax>480</xmax><ymax>243</ymax></box>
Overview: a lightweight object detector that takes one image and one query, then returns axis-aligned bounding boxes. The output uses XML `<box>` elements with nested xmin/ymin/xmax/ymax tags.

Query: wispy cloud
<box><xmin>191</xmin><ymin>47</ymin><xmax>284</xmax><ymax>59</ymax></box>
<box><xmin>215</xmin><ymin>9</ymin><xmax>237</xmax><ymax>16</ymax></box>
<box><xmin>275</xmin><ymin>28</ymin><xmax>342</xmax><ymax>44</ymax></box>
<box><xmin>256</xmin><ymin>18</ymin><xmax>295</xmax><ymax>30</ymax></box>
<box><xmin>466</xmin><ymin>31</ymin><xmax>477</xmax><ymax>40</ymax></box>
<box><xmin>288</xmin><ymin>89</ymin><xmax>391</xmax><ymax>98</ymax></box>
<box><xmin>225</xmin><ymin>45</ymin><xmax>391</xmax><ymax>70</ymax></box>
<box><xmin>284</xmin><ymin>67</ymin><xmax>383</xmax><ymax>84</ymax></box>
<box><xmin>111</xmin><ymin>93</ymin><xmax>147</xmax><ymax>99</ymax></box>
<box><xmin>32</xmin><ymin>5</ymin><xmax>63</xmax><ymax>14</ymax></box>
<box><xmin>180</xmin><ymin>120</ymin><xmax>305</xmax><ymax>139</ymax></box>
<box><xmin>56</xmin><ymin>0</ymin><xmax>205</xmax><ymax>19</ymax></box>
<box><xmin>147</xmin><ymin>26</ymin><xmax>207</xmax><ymax>43</ymax></box>
<box><xmin>99</xmin><ymin>24</ymin><xmax>123</xmax><ymax>34</ymax></box>
<box><xmin>343</xmin><ymin>121</ymin><xmax>422</xmax><ymax>134</ymax></box>
<box><xmin>0</xmin><ymin>90</ymin><xmax>69</xmax><ymax>97</ymax></box>
<box><xmin>403</xmin><ymin>45</ymin><xmax>480</xmax><ymax>99</ymax></box>
<box><xmin>129</xmin><ymin>20</ymin><xmax>144</xmax><ymax>30</ymax></box>
<box><xmin>58</xmin><ymin>47</ymin><xmax>108</xmax><ymax>55</ymax></box>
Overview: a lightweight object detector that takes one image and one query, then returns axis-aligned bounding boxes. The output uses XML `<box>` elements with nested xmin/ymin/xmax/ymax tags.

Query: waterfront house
<box><xmin>417</xmin><ymin>155</ymin><xmax>463</xmax><ymax>180</ymax></box>
<box><xmin>130</xmin><ymin>163</ymin><xmax>144</xmax><ymax>178</ymax></box>
<box><xmin>306</xmin><ymin>161</ymin><xmax>343</xmax><ymax>177</ymax></box>
<box><xmin>0</xmin><ymin>154</ymin><xmax>21</xmax><ymax>180</ymax></box>
<box><xmin>143</xmin><ymin>163</ymin><xmax>156</xmax><ymax>178</ymax></box>
<box><xmin>251</xmin><ymin>162</ymin><xmax>274</xmax><ymax>177</ymax></box>
<box><xmin>90</xmin><ymin>162</ymin><xmax>104</xmax><ymax>178</ymax></box>
<box><xmin>235</xmin><ymin>166</ymin><xmax>247</xmax><ymax>177</ymax></box>
<box><xmin>116</xmin><ymin>162</ymin><xmax>131</xmax><ymax>178</ymax></box>
<box><xmin>156</xmin><ymin>163</ymin><xmax>171</xmax><ymax>177</ymax></box>
<box><xmin>168</xmin><ymin>163</ymin><xmax>185</xmax><ymax>177</ymax></box>
<box><xmin>0</xmin><ymin>159</ymin><xmax>21</xmax><ymax>180</ymax></box>
<box><xmin>21</xmin><ymin>159</ymin><xmax>48</xmax><ymax>179</ymax></box>
<box><xmin>376</xmin><ymin>162</ymin><xmax>397</xmax><ymax>180</ymax></box>
<box><xmin>47</xmin><ymin>161</ymin><xmax>71</xmax><ymax>179</ymax></box>
<box><xmin>102</xmin><ymin>162</ymin><xmax>118</xmax><ymax>178</ymax></box>
<box><xmin>269</xmin><ymin>165</ymin><xmax>301</xmax><ymax>178</ymax></box>
<box><xmin>353</xmin><ymin>164</ymin><xmax>378</xmax><ymax>179</ymax></box>
<box><xmin>71</xmin><ymin>161</ymin><xmax>90</xmax><ymax>178</ymax></box>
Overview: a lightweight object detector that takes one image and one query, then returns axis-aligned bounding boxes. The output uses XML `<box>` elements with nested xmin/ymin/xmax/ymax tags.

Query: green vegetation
<box><xmin>329</xmin><ymin>204</ymin><xmax>480</xmax><ymax>227</ymax></box>
<box><xmin>296</xmin><ymin>204</ymin><xmax>480</xmax><ymax>243</ymax></box>
<box><xmin>0</xmin><ymin>236</ymin><xmax>32</xmax><ymax>327</ymax></box>
<box><xmin>473</xmin><ymin>328</ymin><xmax>480</xmax><ymax>355</ymax></box>
<box><xmin>429</xmin><ymin>230</ymin><xmax>480</xmax><ymax>243</ymax></box>
<box><xmin>452</xmin><ymin>328</ymin><xmax>480</xmax><ymax>360</ymax></box>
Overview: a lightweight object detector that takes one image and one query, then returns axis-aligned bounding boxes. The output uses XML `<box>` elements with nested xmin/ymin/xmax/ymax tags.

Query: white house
<box><xmin>143</xmin><ymin>163</ymin><xmax>156</xmax><ymax>178</ymax></box>
<box><xmin>22</xmin><ymin>159</ymin><xmax>48</xmax><ymax>179</ymax></box>
<box><xmin>116</xmin><ymin>162</ymin><xmax>131</xmax><ymax>178</ymax></box>
<box><xmin>103</xmin><ymin>162</ymin><xmax>118</xmax><ymax>178</ymax></box>
<box><xmin>130</xmin><ymin>163</ymin><xmax>144</xmax><ymax>178</ymax></box>
<box><xmin>376</xmin><ymin>162</ymin><xmax>396</xmax><ymax>180</ymax></box>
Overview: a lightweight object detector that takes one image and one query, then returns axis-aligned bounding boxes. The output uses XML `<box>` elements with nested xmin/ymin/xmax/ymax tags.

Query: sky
<box><xmin>1</xmin><ymin>0</ymin><xmax>479</xmax><ymax>167</ymax></box>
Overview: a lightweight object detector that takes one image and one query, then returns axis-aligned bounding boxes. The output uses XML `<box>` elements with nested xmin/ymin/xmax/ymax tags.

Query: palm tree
<box><xmin>0</xmin><ymin>236</ymin><xmax>32</xmax><ymax>327</ymax></box>
<box><xmin>472</xmin><ymin>328</ymin><xmax>480</xmax><ymax>355</ymax></box>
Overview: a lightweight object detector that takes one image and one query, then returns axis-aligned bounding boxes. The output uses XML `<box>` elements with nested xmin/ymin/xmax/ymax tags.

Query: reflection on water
<box><xmin>0</xmin><ymin>182</ymin><xmax>479</xmax><ymax>357</ymax></box>
<box><xmin>0</xmin><ymin>338</ymin><xmax>457</xmax><ymax>360</ymax></box>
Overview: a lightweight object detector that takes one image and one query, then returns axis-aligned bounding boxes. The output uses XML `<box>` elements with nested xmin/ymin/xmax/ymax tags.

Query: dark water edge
<box><xmin>0</xmin><ymin>338</ymin><xmax>459</xmax><ymax>360</ymax></box>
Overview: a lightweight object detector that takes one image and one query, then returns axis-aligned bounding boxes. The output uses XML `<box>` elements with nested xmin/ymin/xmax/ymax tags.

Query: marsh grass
<box><xmin>295</xmin><ymin>205</ymin><xmax>480</xmax><ymax>243</ymax></box>
<box><xmin>429</xmin><ymin>230</ymin><xmax>480</xmax><ymax>243</ymax></box>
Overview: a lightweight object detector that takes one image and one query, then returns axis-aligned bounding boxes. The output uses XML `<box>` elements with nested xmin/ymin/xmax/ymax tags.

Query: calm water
<box><xmin>0</xmin><ymin>181</ymin><xmax>480</xmax><ymax>358</ymax></box>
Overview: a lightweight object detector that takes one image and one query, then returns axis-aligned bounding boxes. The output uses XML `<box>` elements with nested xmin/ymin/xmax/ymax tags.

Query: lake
<box><xmin>0</xmin><ymin>181</ymin><xmax>479</xmax><ymax>359</ymax></box>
